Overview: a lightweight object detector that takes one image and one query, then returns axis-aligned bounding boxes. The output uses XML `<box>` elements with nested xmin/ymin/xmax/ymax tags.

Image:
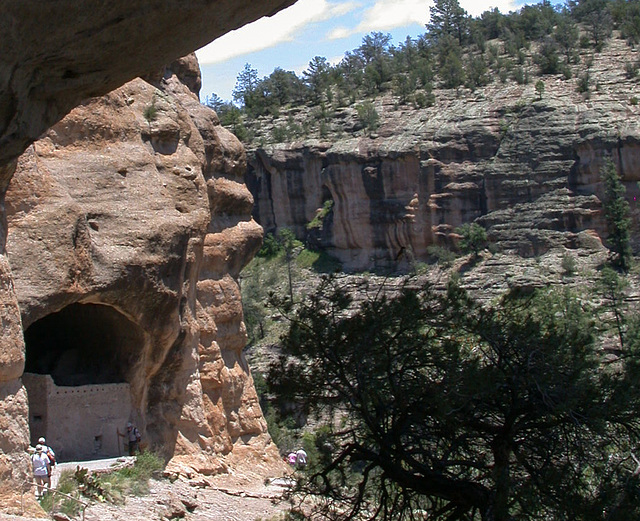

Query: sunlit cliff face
<box><xmin>4</xmin><ymin>57</ymin><xmax>273</xmax><ymax>477</ymax></box>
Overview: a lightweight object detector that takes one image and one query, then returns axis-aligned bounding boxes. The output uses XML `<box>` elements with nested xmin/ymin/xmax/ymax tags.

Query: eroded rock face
<box><xmin>247</xmin><ymin>38</ymin><xmax>640</xmax><ymax>272</ymax></box>
<box><xmin>3</xmin><ymin>56</ymin><xmax>277</xmax><ymax>490</ymax></box>
<box><xmin>0</xmin><ymin>0</ymin><xmax>296</xmax><ymax>503</ymax></box>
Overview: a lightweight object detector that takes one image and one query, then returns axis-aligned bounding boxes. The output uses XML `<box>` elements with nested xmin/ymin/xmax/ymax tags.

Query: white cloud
<box><xmin>328</xmin><ymin>0</ymin><xmax>521</xmax><ymax>40</ymax></box>
<box><xmin>328</xmin><ymin>0</ymin><xmax>426</xmax><ymax>39</ymax></box>
<box><xmin>461</xmin><ymin>0</ymin><xmax>520</xmax><ymax>17</ymax></box>
<box><xmin>196</xmin><ymin>0</ymin><xmax>358</xmax><ymax>65</ymax></box>
<box><xmin>328</xmin><ymin>26</ymin><xmax>352</xmax><ymax>40</ymax></box>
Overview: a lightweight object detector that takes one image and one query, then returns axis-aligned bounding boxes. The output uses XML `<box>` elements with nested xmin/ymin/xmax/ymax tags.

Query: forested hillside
<box><xmin>207</xmin><ymin>0</ymin><xmax>640</xmax><ymax>144</ymax></box>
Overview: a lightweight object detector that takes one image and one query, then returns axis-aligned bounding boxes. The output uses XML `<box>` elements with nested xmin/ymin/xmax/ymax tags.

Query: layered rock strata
<box><xmin>247</xmin><ymin>38</ymin><xmax>640</xmax><ymax>272</ymax></box>
<box><xmin>1</xmin><ymin>56</ymin><xmax>278</xmax><ymax>506</ymax></box>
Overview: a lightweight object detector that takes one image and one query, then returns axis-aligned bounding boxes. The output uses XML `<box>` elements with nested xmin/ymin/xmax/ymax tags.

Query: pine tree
<box><xmin>601</xmin><ymin>158</ymin><xmax>632</xmax><ymax>272</ymax></box>
<box><xmin>303</xmin><ymin>56</ymin><xmax>331</xmax><ymax>103</ymax></box>
<box><xmin>232</xmin><ymin>63</ymin><xmax>259</xmax><ymax>107</ymax></box>
<box><xmin>427</xmin><ymin>0</ymin><xmax>470</xmax><ymax>45</ymax></box>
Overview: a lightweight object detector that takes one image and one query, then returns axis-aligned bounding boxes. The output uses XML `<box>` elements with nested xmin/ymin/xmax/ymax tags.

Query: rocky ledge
<box><xmin>247</xmin><ymin>36</ymin><xmax>640</xmax><ymax>272</ymax></box>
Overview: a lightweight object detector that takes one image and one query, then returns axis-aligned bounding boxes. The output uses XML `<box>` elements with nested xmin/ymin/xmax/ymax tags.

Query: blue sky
<box><xmin>195</xmin><ymin>0</ymin><xmax>546</xmax><ymax>103</ymax></box>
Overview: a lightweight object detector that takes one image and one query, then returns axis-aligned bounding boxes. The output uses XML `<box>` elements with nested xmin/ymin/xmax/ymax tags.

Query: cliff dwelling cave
<box><xmin>23</xmin><ymin>303</ymin><xmax>145</xmax><ymax>461</ymax></box>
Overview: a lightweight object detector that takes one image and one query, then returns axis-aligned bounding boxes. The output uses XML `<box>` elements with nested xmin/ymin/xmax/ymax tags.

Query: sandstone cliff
<box><xmin>0</xmin><ymin>56</ymin><xmax>283</xmax><ymax>508</ymax></box>
<box><xmin>0</xmin><ymin>0</ymin><xmax>297</xmax><ymax>507</ymax></box>
<box><xmin>246</xmin><ymin>37</ymin><xmax>640</xmax><ymax>272</ymax></box>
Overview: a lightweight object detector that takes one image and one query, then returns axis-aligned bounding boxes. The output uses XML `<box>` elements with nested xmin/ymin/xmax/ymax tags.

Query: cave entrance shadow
<box><xmin>22</xmin><ymin>303</ymin><xmax>145</xmax><ymax>462</ymax></box>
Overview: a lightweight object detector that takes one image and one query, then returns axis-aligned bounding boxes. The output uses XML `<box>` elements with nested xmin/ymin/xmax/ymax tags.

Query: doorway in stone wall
<box><xmin>23</xmin><ymin>303</ymin><xmax>145</xmax><ymax>462</ymax></box>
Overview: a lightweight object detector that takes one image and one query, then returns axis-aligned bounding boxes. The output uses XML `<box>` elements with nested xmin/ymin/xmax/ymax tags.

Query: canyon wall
<box><xmin>6</xmin><ymin>55</ymin><xmax>277</xmax><ymax>473</ymax></box>
<box><xmin>247</xmin><ymin>38</ymin><xmax>640</xmax><ymax>272</ymax></box>
<box><xmin>0</xmin><ymin>56</ymin><xmax>280</xmax><ymax>507</ymax></box>
<box><xmin>0</xmin><ymin>0</ymin><xmax>296</xmax><ymax>507</ymax></box>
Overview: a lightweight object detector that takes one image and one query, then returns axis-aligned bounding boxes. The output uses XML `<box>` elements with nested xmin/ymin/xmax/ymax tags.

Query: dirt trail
<box><xmin>1</xmin><ymin>457</ymin><xmax>294</xmax><ymax>521</ymax></box>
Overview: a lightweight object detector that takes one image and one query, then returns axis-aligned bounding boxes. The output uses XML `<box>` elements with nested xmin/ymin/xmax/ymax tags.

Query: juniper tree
<box><xmin>456</xmin><ymin>222</ymin><xmax>488</xmax><ymax>258</ymax></box>
<box><xmin>269</xmin><ymin>277</ymin><xmax>640</xmax><ymax>521</ymax></box>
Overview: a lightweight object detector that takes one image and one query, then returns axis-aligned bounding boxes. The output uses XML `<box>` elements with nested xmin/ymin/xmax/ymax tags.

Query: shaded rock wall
<box><xmin>0</xmin><ymin>0</ymin><xmax>296</xmax><ymax>168</ymax></box>
<box><xmin>247</xmin><ymin>39</ymin><xmax>640</xmax><ymax>272</ymax></box>
<box><xmin>3</xmin><ymin>56</ymin><xmax>277</xmax><ymax>494</ymax></box>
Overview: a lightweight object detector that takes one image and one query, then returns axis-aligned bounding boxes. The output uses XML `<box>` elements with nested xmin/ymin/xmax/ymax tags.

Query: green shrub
<box><xmin>102</xmin><ymin>451</ymin><xmax>165</xmax><ymax>498</ymax></box>
<box><xmin>626</xmin><ymin>61</ymin><xmax>639</xmax><ymax>79</ymax></box>
<box><xmin>426</xmin><ymin>245</ymin><xmax>457</xmax><ymax>267</ymax></box>
<box><xmin>38</xmin><ymin>471</ymin><xmax>84</xmax><ymax>518</ymax></box>
<box><xmin>232</xmin><ymin>122</ymin><xmax>250</xmax><ymax>142</ymax></box>
<box><xmin>455</xmin><ymin>222</ymin><xmax>488</xmax><ymax>258</ymax></box>
<box><xmin>561</xmin><ymin>253</ymin><xmax>577</xmax><ymax>276</ymax></box>
<box><xmin>143</xmin><ymin>103</ymin><xmax>158</xmax><ymax>122</ymax></box>
<box><xmin>306</xmin><ymin>200</ymin><xmax>334</xmax><ymax>230</ymax></box>
<box><xmin>499</xmin><ymin>119</ymin><xmax>509</xmax><ymax>137</ymax></box>
<box><xmin>392</xmin><ymin>74</ymin><xmax>417</xmax><ymax>102</ymax></box>
<box><xmin>577</xmin><ymin>72</ymin><xmax>590</xmax><ymax>93</ymax></box>
<box><xmin>271</xmin><ymin>124</ymin><xmax>289</xmax><ymax>143</ymax></box>
<box><xmin>413</xmin><ymin>90</ymin><xmax>435</xmax><ymax>108</ymax></box>
<box><xmin>124</xmin><ymin>451</ymin><xmax>164</xmax><ymax>482</ymax></box>
<box><xmin>355</xmin><ymin>101</ymin><xmax>380</xmax><ymax>132</ymax></box>
<box><xmin>513</xmin><ymin>66</ymin><xmax>528</xmax><ymax>85</ymax></box>
<box><xmin>579</xmin><ymin>35</ymin><xmax>591</xmax><ymax>48</ymax></box>
<box><xmin>287</xmin><ymin>116</ymin><xmax>304</xmax><ymax>138</ymax></box>
<box><xmin>258</xmin><ymin>233</ymin><xmax>283</xmax><ymax>258</ymax></box>
<box><xmin>535</xmin><ymin>38</ymin><xmax>561</xmax><ymax>75</ymax></box>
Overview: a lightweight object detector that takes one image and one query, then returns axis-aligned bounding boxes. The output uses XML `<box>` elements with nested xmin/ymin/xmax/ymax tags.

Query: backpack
<box><xmin>45</xmin><ymin>447</ymin><xmax>56</xmax><ymax>465</ymax></box>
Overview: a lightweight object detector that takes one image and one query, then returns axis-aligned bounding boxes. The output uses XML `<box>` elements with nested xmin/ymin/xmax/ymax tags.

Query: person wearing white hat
<box><xmin>31</xmin><ymin>444</ymin><xmax>51</xmax><ymax>498</ymax></box>
<box><xmin>38</xmin><ymin>437</ymin><xmax>56</xmax><ymax>467</ymax></box>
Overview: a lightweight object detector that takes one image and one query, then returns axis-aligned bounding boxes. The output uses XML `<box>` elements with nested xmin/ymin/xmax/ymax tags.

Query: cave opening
<box><xmin>24</xmin><ymin>303</ymin><xmax>143</xmax><ymax>386</ymax></box>
<box><xmin>23</xmin><ymin>303</ymin><xmax>146</xmax><ymax>461</ymax></box>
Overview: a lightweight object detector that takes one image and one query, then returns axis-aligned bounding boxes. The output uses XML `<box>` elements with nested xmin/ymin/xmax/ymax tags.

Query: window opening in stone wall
<box><xmin>94</xmin><ymin>435</ymin><xmax>102</xmax><ymax>453</ymax></box>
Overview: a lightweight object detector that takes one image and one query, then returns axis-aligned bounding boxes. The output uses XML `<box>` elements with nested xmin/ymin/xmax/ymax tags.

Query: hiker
<box><xmin>38</xmin><ymin>437</ymin><xmax>56</xmax><ymax>468</ymax></box>
<box><xmin>287</xmin><ymin>451</ymin><xmax>297</xmax><ymax>466</ymax></box>
<box><xmin>295</xmin><ymin>448</ymin><xmax>307</xmax><ymax>468</ymax></box>
<box><xmin>118</xmin><ymin>422</ymin><xmax>142</xmax><ymax>455</ymax></box>
<box><xmin>31</xmin><ymin>444</ymin><xmax>51</xmax><ymax>498</ymax></box>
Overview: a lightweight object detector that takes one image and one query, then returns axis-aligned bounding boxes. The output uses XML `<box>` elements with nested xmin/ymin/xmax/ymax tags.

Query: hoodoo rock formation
<box><xmin>0</xmin><ymin>0</ymin><xmax>297</xmax><ymax>508</ymax></box>
<box><xmin>247</xmin><ymin>38</ymin><xmax>640</xmax><ymax>272</ymax></box>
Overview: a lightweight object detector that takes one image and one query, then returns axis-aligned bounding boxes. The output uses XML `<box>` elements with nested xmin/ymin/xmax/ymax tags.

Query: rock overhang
<box><xmin>0</xmin><ymin>0</ymin><xmax>298</xmax><ymax>170</ymax></box>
